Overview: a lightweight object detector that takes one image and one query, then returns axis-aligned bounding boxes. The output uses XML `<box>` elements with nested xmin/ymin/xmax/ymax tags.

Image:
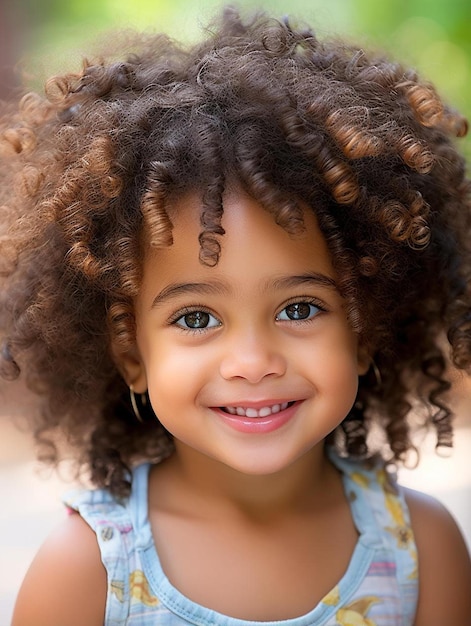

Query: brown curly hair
<box><xmin>1</xmin><ymin>7</ymin><xmax>471</xmax><ymax>497</ymax></box>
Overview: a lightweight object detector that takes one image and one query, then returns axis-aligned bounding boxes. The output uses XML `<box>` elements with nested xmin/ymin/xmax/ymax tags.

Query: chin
<box><xmin>219</xmin><ymin>452</ymin><xmax>308</xmax><ymax>477</ymax></box>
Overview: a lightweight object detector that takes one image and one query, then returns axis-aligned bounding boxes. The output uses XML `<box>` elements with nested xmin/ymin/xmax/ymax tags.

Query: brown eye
<box><xmin>277</xmin><ymin>302</ymin><xmax>319</xmax><ymax>321</ymax></box>
<box><xmin>182</xmin><ymin>311</ymin><xmax>210</xmax><ymax>328</ymax></box>
<box><xmin>175</xmin><ymin>310</ymin><xmax>220</xmax><ymax>330</ymax></box>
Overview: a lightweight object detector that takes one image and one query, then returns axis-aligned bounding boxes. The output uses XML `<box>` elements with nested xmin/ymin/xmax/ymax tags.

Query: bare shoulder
<box><xmin>12</xmin><ymin>512</ymin><xmax>106</xmax><ymax>626</ymax></box>
<box><xmin>404</xmin><ymin>487</ymin><xmax>471</xmax><ymax>625</ymax></box>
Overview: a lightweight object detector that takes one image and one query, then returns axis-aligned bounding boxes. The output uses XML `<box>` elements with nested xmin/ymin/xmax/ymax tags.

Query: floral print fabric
<box><xmin>64</xmin><ymin>451</ymin><xmax>418</xmax><ymax>625</ymax></box>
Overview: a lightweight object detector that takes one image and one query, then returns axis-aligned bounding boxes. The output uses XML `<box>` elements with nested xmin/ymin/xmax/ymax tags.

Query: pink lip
<box><xmin>212</xmin><ymin>401</ymin><xmax>301</xmax><ymax>434</ymax></box>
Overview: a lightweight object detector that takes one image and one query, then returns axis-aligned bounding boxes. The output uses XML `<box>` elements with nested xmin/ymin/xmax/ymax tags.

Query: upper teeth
<box><xmin>223</xmin><ymin>402</ymin><xmax>289</xmax><ymax>418</ymax></box>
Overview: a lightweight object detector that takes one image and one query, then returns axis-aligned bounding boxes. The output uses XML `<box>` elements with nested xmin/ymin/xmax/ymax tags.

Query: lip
<box><xmin>211</xmin><ymin>400</ymin><xmax>302</xmax><ymax>434</ymax></box>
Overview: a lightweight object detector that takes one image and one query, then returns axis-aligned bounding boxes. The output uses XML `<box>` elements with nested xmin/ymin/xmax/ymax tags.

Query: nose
<box><xmin>219</xmin><ymin>330</ymin><xmax>287</xmax><ymax>383</ymax></box>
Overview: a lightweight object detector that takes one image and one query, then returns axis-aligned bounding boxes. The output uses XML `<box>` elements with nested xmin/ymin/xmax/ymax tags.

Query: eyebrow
<box><xmin>151</xmin><ymin>280</ymin><xmax>230</xmax><ymax>308</ymax></box>
<box><xmin>151</xmin><ymin>272</ymin><xmax>338</xmax><ymax>309</ymax></box>
<box><xmin>268</xmin><ymin>272</ymin><xmax>338</xmax><ymax>292</ymax></box>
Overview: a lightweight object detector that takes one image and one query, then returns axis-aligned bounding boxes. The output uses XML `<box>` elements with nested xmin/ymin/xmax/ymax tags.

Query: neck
<box><xmin>161</xmin><ymin>442</ymin><xmax>335</xmax><ymax>519</ymax></box>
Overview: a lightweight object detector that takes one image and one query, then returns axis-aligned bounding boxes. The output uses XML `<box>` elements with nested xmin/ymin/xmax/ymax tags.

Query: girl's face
<box><xmin>125</xmin><ymin>190</ymin><xmax>368</xmax><ymax>476</ymax></box>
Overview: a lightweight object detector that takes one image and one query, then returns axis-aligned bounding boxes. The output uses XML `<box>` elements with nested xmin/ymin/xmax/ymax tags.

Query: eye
<box><xmin>174</xmin><ymin>309</ymin><xmax>221</xmax><ymax>330</ymax></box>
<box><xmin>276</xmin><ymin>301</ymin><xmax>321</xmax><ymax>321</ymax></box>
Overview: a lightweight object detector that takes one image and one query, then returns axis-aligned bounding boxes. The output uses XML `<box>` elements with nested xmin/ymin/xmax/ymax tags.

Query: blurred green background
<box><xmin>2</xmin><ymin>0</ymin><xmax>470</xmax><ymax>154</ymax></box>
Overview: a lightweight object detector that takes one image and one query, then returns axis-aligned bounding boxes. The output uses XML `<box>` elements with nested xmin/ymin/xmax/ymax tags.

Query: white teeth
<box><xmin>223</xmin><ymin>402</ymin><xmax>291</xmax><ymax>418</ymax></box>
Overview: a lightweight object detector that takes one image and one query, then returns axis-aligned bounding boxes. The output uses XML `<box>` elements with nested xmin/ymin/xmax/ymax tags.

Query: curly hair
<box><xmin>1</xmin><ymin>7</ymin><xmax>471</xmax><ymax>497</ymax></box>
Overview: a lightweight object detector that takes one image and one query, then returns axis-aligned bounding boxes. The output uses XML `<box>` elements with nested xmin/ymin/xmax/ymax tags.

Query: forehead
<box><xmin>144</xmin><ymin>189</ymin><xmax>336</xmax><ymax>283</ymax></box>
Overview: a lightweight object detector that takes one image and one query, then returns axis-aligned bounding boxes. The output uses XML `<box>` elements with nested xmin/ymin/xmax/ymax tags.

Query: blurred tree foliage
<box><xmin>5</xmin><ymin>0</ymin><xmax>471</xmax><ymax>155</ymax></box>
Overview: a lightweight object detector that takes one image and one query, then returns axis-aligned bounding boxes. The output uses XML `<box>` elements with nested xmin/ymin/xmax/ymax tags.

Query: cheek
<box><xmin>318</xmin><ymin>355</ymin><xmax>359</xmax><ymax>400</ymax></box>
<box><xmin>143</xmin><ymin>345</ymin><xmax>207</xmax><ymax>412</ymax></box>
<box><xmin>310</xmin><ymin>357</ymin><xmax>360</xmax><ymax>428</ymax></box>
<box><xmin>300</xmin><ymin>329</ymin><xmax>360</xmax><ymax>397</ymax></box>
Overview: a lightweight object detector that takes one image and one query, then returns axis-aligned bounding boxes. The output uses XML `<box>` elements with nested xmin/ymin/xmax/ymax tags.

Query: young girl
<box><xmin>2</xmin><ymin>7</ymin><xmax>471</xmax><ymax>626</ymax></box>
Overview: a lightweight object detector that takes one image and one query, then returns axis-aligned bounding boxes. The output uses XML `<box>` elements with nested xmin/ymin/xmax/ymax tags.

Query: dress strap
<box><xmin>327</xmin><ymin>449</ymin><xmax>419</xmax><ymax>621</ymax></box>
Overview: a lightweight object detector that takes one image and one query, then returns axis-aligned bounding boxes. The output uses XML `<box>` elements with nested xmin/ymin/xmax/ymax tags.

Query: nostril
<box><xmin>219</xmin><ymin>349</ymin><xmax>287</xmax><ymax>383</ymax></box>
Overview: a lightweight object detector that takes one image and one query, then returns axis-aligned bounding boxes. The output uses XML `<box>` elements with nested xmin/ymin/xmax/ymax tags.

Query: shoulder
<box><xmin>12</xmin><ymin>512</ymin><xmax>106</xmax><ymax>626</ymax></box>
<box><xmin>404</xmin><ymin>487</ymin><xmax>471</xmax><ymax>625</ymax></box>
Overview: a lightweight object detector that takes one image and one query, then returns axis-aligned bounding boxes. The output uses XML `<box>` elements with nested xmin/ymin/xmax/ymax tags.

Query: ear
<box><xmin>111</xmin><ymin>341</ymin><xmax>148</xmax><ymax>394</ymax></box>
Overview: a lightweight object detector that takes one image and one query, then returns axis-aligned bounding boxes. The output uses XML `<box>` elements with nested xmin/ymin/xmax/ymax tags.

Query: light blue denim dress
<box><xmin>64</xmin><ymin>451</ymin><xmax>418</xmax><ymax>625</ymax></box>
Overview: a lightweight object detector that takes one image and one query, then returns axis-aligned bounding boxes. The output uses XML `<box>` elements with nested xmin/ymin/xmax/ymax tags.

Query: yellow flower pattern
<box><xmin>110</xmin><ymin>579</ymin><xmax>125</xmax><ymax>603</ymax></box>
<box><xmin>110</xmin><ymin>570</ymin><xmax>159</xmax><ymax>607</ymax></box>
<box><xmin>350</xmin><ymin>472</ymin><xmax>371</xmax><ymax>490</ymax></box>
<box><xmin>336</xmin><ymin>596</ymin><xmax>381</xmax><ymax>626</ymax></box>
<box><xmin>376</xmin><ymin>470</ymin><xmax>406</xmax><ymax>526</ymax></box>
<box><xmin>322</xmin><ymin>585</ymin><xmax>341</xmax><ymax>606</ymax></box>
<box><xmin>376</xmin><ymin>469</ymin><xmax>418</xmax><ymax>579</ymax></box>
<box><xmin>130</xmin><ymin>570</ymin><xmax>160</xmax><ymax>606</ymax></box>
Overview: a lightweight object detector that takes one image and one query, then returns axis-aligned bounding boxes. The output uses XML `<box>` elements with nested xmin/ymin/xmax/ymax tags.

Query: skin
<box><xmin>12</xmin><ymin>191</ymin><xmax>471</xmax><ymax>625</ymax></box>
<box><xmin>130</xmin><ymin>190</ymin><xmax>368</xmax><ymax>477</ymax></box>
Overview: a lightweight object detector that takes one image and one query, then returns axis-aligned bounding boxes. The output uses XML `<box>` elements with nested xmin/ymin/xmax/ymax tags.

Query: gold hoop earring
<box><xmin>370</xmin><ymin>360</ymin><xmax>382</xmax><ymax>388</ymax></box>
<box><xmin>130</xmin><ymin>385</ymin><xmax>147</xmax><ymax>423</ymax></box>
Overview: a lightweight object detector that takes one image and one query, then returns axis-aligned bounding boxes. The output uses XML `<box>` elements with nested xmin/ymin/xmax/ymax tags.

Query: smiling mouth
<box><xmin>220</xmin><ymin>402</ymin><xmax>295</xmax><ymax>418</ymax></box>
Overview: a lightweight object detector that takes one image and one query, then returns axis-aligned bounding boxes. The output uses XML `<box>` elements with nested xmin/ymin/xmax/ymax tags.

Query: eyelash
<box><xmin>275</xmin><ymin>297</ymin><xmax>327</xmax><ymax>323</ymax></box>
<box><xmin>168</xmin><ymin>297</ymin><xmax>327</xmax><ymax>333</ymax></box>
<box><xmin>168</xmin><ymin>306</ymin><xmax>221</xmax><ymax>333</ymax></box>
